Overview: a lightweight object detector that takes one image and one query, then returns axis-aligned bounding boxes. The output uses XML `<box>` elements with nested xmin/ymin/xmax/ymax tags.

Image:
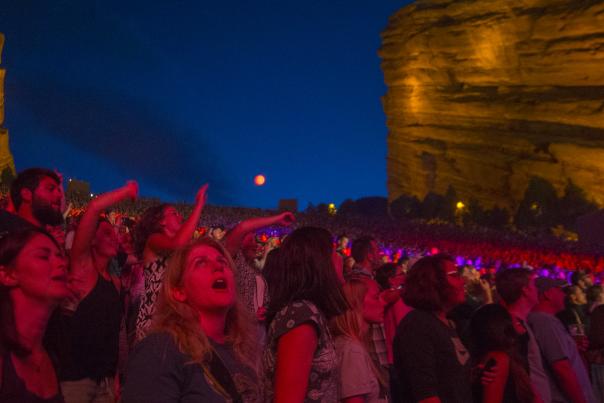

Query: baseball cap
<box><xmin>535</xmin><ymin>277</ymin><xmax>567</xmax><ymax>295</ymax></box>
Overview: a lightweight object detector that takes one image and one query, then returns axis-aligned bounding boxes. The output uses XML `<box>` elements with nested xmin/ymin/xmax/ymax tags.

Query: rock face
<box><xmin>380</xmin><ymin>0</ymin><xmax>604</xmax><ymax>209</ymax></box>
<box><xmin>0</xmin><ymin>33</ymin><xmax>15</xmax><ymax>177</ymax></box>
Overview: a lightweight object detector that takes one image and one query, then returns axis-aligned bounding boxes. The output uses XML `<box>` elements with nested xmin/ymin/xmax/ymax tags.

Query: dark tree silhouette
<box><xmin>420</xmin><ymin>192</ymin><xmax>446</xmax><ymax>220</ymax></box>
<box><xmin>515</xmin><ymin>176</ymin><xmax>558</xmax><ymax>229</ymax></box>
<box><xmin>556</xmin><ymin>180</ymin><xmax>598</xmax><ymax>230</ymax></box>
<box><xmin>390</xmin><ymin>194</ymin><xmax>421</xmax><ymax>220</ymax></box>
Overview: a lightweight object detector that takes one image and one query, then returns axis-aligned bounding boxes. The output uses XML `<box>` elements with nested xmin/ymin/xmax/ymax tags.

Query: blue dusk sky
<box><xmin>1</xmin><ymin>1</ymin><xmax>411</xmax><ymax>208</ymax></box>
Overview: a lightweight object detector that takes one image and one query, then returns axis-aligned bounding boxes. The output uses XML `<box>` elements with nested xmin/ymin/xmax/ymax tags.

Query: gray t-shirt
<box><xmin>335</xmin><ymin>336</ymin><xmax>386</xmax><ymax>403</ymax></box>
<box><xmin>528</xmin><ymin>311</ymin><xmax>596</xmax><ymax>403</ymax></box>
<box><xmin>523</xmin><ymin>322</ymin><xmax>552</xmax><ymax>403</ymax></box>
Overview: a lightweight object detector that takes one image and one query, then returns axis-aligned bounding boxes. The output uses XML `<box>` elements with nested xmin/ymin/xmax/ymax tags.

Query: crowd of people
<box><xmin>1</xmin><ymin>167</ymin><xmax>603</xmax><ymax>403</ymax></box>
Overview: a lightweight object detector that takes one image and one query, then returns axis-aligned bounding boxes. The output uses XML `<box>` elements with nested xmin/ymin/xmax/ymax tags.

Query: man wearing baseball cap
<box><xmin>528</xmin><ymin>277</ymin><xmax>596</xmax><ymax>403</ymax></box>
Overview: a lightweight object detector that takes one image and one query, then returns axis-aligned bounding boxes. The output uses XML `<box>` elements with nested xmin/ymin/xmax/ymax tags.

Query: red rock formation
<box><xmin>0</xmin><ymin>33</ymin><xmax>16</xmax><ymax>177</ymax></box>
<box><xmin>380</xmin><ymin>0</ymin><xmax>604</xmax><ymax>209</ymax></box>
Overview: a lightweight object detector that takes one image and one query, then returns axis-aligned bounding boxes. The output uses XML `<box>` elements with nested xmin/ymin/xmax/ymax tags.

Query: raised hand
<box><xmin>474</xmin><ymin>360</ymin><xmax>498</xmax><ymax>386</ymax></box>
<box><xmin>54</xmin><ymin>168</ymin><xmax>67</xmax><ymax>213</ymax></box>
<box><xmin>275</xmin><ymin>212</ymin><xmax>295</xmax><ymax>226</ymax></box>
<box><xmin>124</xmin><ymin>180</ymin><xmax>139</xmax><ymax>200</ymax></box>
<box><xmin>195</xmin><ymin>184</ymin><xmax>209</xmax><ymax>206</ymax></box>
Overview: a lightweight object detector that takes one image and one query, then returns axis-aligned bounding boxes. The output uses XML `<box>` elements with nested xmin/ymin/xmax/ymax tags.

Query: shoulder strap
<box><xmin>204</xmin><ymin>350</ymin><xmax>243</xmax><ymax>403</ymax></box>
<box><xmin>571</xmin><ymin>308</ymin><xmax>583</xmax><ymax>325</ymax></box>
<box><xmin>110</xmin><ymin>274</ymin><xmax>121</xmax><ymax>293</ymax></box>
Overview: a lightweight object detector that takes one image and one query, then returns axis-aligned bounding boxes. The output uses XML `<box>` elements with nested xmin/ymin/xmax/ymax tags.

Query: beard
<box><xmin>32</xmin><ymin>198</ymin><xmax>64</xmax><ymax>226</ymax></box>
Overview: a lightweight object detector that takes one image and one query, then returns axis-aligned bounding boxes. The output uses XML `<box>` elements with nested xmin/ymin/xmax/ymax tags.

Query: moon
<box><xmin>254</xmin><ymin>174</ymin><xmax>266</xmax><ymax>186</ymax></box>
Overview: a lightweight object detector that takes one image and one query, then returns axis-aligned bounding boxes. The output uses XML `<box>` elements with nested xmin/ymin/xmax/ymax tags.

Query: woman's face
<box><xmin>362</xmin><ymin>281</ymin><xmax>384</xmax><ymax>324</ymax></box>
<box><xmin>212</xmin><ymin>228</ymin><xmax>226</xmax><ymax>240</ymax></box>
<box><xmin>118</xmin><ymin>231</ymin><xmax>135</xmax><ymax>255</ymax></box>
<box><xmin>241</xmin><ymin>233</ymin><xmax>260</xmax><ymax>262</ymax></box>
<box><xmin>1</xmin><ymin>234</ymin><xmax>70</xmax><ymax>302</ymax></box>
<box><xmin>388</xmin><ymin>272</ymin><xmax>405</xmax><ymax>289</ymax></box>
<box><xmin>93</xmin><ymin>221</ymin><xmax>119</xmax><ymax>257</ymax></box>
<box><xmin>444</xmin><ymin>260</ymin><xmax>466</xmax><ymax>307</ymax></box>
<box><xmin>570</xmin><ymin>287</ymin><xmax>587</xmax><ymax>305</ymax></box>
<box><xmin>181</xmin><ymin>244</ymin><xmax>236</xmax><ymax>313</ymax></box>
<box><xmin>161</xmin><ymin>206</ymin><xmax>183</xmax><ymax>234</ymax></box>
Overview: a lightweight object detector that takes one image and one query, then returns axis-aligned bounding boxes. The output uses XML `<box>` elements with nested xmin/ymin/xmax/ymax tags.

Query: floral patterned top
<box><xmin>262</xmin><ymin>300</ymin><xmax>338</xmax><ymax>402</ymax></box>
<box><xmin>135</xmin><ymin>257</ymin><xmax>168</xmax><ymax>342</ymax></box>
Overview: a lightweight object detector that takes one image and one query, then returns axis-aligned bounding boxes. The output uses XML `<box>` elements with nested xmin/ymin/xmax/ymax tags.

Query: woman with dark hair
<box><xmin>123</xmin><ymin>237</ymin><xmax>260</xmax><ymax>402</ymax></box>
<box><xmin>46</xmin><ymin>181</ymin><xmax>137</xmax><ymax>402</ymax></box>
<box><xmin>262</xmin><ymin>226</ymin><xmax>349</xmax><ymax>403</ymax></box>
<box><xmin>134</xmin><ymin>184</ymin><xmax>207</xmax><ymax>341</ymax></box>
<box><xmin>469</xmin><ymin>304</ymin><xmax>536</xmax><ymax>403</ymax></box>
<box><xmin>586</xmin><ymin>285</ymin><xmax>604</xmax><ymax>313</ymax></box>
<box><xmin>393</xmin><ymin>253</ymin><xmax>471</xmax><ymax>403</ymax></box>
<box><xmin>0</xmin><ymin>227</ymin><xmax>70</xmax><ymax>402</ymax></box>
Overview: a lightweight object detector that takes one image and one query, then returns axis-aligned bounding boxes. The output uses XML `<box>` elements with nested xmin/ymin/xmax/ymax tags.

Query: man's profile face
<box><xmin>548</xmin><ymin>287</ymin><xmax>566</xmax><ymax>313</ymax></box>
<box><xmin>31</xmin><ymin>176</ymin><xmax>63</xmax><ymax>226</ymax></box>
<box><xmin>578</xmin><ymin>275</ymin><xmax>592</xmax><ymax>290</ymax></box>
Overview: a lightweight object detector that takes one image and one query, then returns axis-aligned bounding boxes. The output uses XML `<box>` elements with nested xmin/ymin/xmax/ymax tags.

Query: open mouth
<box><xmin>211</xmin><ymin>278</ymin><xmax>227</xmax><ymax>290</ymax></box>
<box><xmin>51</xmin><ymin>274</ymin><xmax>68</xmax><ymax>282</ymax></box>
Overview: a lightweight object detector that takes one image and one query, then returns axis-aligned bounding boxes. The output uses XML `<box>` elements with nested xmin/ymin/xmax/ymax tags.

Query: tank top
<box><xmin>0</xmin><ymin>353</ymin><xmax>64</xmax><ymax>403</ymax></box>
<box><xmin>49</xmin><ymin>274</ymin><xmax>122</xmax><ymax>381</ymax></box>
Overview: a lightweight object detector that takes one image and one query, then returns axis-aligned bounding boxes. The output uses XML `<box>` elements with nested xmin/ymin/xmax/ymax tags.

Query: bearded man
<box><xmin>1</xmin><ymin>168</ymin><xmax>64</xmax><ymax>236</ymax></box>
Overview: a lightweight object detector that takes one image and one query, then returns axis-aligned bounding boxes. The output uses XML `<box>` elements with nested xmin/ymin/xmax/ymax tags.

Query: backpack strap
<box><xmin>202</xmin><ymin>349</ymin><xmax>243</xmax><ymax>403</ymax></box>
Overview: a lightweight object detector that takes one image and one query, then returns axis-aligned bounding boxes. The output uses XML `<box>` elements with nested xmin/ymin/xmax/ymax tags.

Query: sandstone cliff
<box><xmin>380</xmin><ymin>0</ymin><xmax>604</xmax><ymax>209</ymax></box>
<box><xmin>0</xmin><ymin>33</ymin><xmax>15</xmax><ymax>177</ymax></box>
<box><xmin>0</xmin><ymin>33</ymin><xmax>15</xmax><ymax>179</ymax></box>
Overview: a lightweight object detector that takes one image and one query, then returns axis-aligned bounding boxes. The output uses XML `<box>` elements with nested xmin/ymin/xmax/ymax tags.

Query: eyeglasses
<box><xmin>447</xmin><ymin>270</ymin><xmax>460</xmax><ymax>278</ymax></box>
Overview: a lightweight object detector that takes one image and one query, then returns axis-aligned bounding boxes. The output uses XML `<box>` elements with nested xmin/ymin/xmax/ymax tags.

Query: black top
<box><xmin>472</xmin><ymin>355</ymin><xmax>522</xmax><ymax>403</ymax></box>
<box><xmin>46</xmin><ymin>275</ymin><xmax>122</xmax><ymax>381</ymax></box>
<box><xmin>0</xmin><ymin>353</ymin><xmax>64</xmax><ymax>403</ymax></box>
<box><xmin>557</xmin><ymin>304</ymin><xmax>589</xmax><ymax>332</ymax></box>
<box><xmin>0</xmin><ymin>210</ymin><xmax>36</xmax><ymax>237</ymax></box>
<box><xmin>122</xmin><ymin>332</ymin><xmax>259</xmax><ymax>403</ymax></box>
<box><xmin>393</xmin><ymin>309</ymin><xmax>472</xmax><ymax>403</ymax></box>
<box><xmin>447</xmin><ymin>299</ymin><xmax>481</xmax><ymax>347</ymax></box>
